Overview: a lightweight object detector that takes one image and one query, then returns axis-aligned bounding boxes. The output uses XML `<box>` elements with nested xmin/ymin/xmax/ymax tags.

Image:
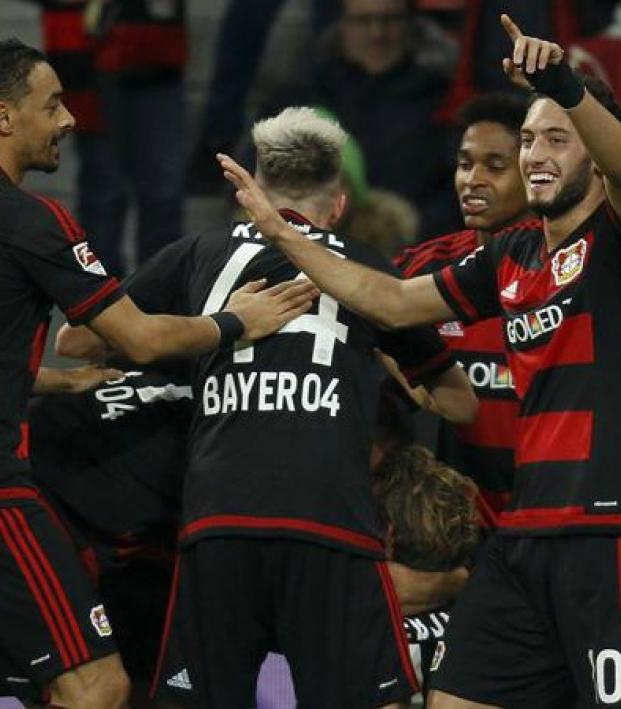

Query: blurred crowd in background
<box><xmin>18</xmin><ymin>0</ymin><xmax>621</xmax><ymax>271</ymax></box>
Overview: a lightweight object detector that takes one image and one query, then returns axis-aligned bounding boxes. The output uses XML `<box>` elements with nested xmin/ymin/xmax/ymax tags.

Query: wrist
<box><xmin>211</xmin><ymin>311</ymin><xmax>244</xmax><ymax>347</ymax></box>
<box><xmin>529</xmin><ymin>60</ymin><xmax>585</xmax><ymax>110</ymax></box>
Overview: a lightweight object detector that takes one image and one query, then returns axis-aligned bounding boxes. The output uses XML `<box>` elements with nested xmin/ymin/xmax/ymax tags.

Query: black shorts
<box><xmin>429</xmin><ymin>534</ymin><xmax>621</xmax><ymax>708</ymax></box>
<box><xmin>0</xmin><ymin>491</ymin><xmax>117</xmax><ymax>699</ymax></box>
<box><xmin>404</xmin><ymin>605</ymin><xmax>451</xmax><ymax>699</ymax></box>
<box><xmin>152</xmin><ymin>537</ymin><xmax>417</xmax><ymax>708</ymax></box>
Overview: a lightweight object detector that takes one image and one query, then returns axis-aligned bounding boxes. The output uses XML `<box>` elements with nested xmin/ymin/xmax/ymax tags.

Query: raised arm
<box><xmin>218</xmin><ymin>154</ymin><xmax>455</xmax><ymax>329</ymax></box>
<box><xmin>500</xmin><ymin>13</ymin><xmax>621</xmax><ymax>217</ymax></box>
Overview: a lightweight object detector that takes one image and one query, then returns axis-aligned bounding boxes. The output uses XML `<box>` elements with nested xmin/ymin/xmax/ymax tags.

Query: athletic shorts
<box><xmin>404</xmin><ymin>605</ymin><xmax>451</xmax><ymax>699</ymax></box>
<box><xmin>429</xmin><ymin>534</ymin><xmax>621</xmax><ymax>708</ymax></box>
<box><xmin>0</xmin><ymin>491</ymin><xmax>117</xmax><ymax>699</ymax></box>
<box><xmin>152</xmin><ymin>537</ymin><xmax>418</xmax><ymax>708</ymax></box>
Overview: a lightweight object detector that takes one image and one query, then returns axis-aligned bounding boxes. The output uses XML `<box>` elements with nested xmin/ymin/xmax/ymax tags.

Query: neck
<box><xmin>0</xmin><ymin>152</ymin><xmax>22</xmax><ymax>184</ymax></box>
<box><xmin>474</xmin><ymin>209</ymin><xmax>533</xmax><ymax>246</ymax></box>
<box><xmin>272</xmin><ymin>198</ymin><xmax>331</xmax><ymax>230</ymax></box>
<box><xmin>542</xmin><ymin>187</ymin><xmax>605</xmax><ymax>252</ymax></box>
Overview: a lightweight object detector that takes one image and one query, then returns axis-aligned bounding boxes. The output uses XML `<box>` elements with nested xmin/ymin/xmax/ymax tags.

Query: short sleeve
<box><xmin>12</xmin><ymin>195</ymin><xmax>124</xmax><ymax>325</ymax></box>
<box><xmin>432</xmin><ymin>244</ymin><xmax>500</xmax><ymax>323</ymax></box>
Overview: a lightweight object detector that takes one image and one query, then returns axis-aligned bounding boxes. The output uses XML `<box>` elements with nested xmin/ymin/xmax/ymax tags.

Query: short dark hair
<box><xmin>0</xmin><ymin>38</ymin><xmax>47</xmax><ymax>105</ymax></box>
<box><xmin>374</xmin><ymin>444</ymin><xmax>480</xmax><ymax>571</ymax></box>
<box><xmin>458</xmin><ymin>91</ymin><xmax>530</xmax><ymax>137</ymax></box>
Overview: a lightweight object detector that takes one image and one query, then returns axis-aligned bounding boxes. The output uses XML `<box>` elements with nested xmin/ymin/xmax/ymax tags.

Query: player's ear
<box><xmin>0</xmin><ymin>101</ymin><xmax>13</xmax><ymax>136</ymax></box>
<box><xmin>328</xmin><ymin>189</ymin><xmax>348</xmax><ymax>228</ymax></box>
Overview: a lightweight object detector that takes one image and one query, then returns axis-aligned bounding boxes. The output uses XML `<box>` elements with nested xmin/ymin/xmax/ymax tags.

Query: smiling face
<box><xmin>455</xmin><ymin>120</ymin><xmax>527</xmax><ymax>233</ymax></box>
<box><xmin>7</xmin><ymin>61</ymin><xmax>75</xmax><ymax>176</ymax></box>
<box><xmin>520</xmin><ymin>98</ymin><xmax>596</xmax><ymax>220</ymax></box>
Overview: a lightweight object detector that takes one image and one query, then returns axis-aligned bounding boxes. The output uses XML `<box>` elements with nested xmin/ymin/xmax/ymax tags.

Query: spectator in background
<box><xmin>342</xmin><ymin>188</ymin><xmax>420</xmax><ymax>259</ymax></box>
<box><xmin>254</xmin><ymin>0</ymin><xmax>460</xmax><ymax>238</ymax></box>
<box><xmin>187</xmin><ymin>0</ymin><xmax>339</xmax><ymax>195</ymax></box>
<box><xmin>440</xmin><ymin>0</ymin><xmax>616</xmax><ymax>119</ymax></box>
<box><xmin>29</xmin><ymin>0</ymin><xmax>187</xmax><ymax>275</ymax></box>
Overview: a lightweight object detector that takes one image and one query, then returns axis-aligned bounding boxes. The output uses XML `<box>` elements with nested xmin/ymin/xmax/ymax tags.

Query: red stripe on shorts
<box><xmin>376</xmin><ymin>561</ymin><xmax>420</xmax><ymax>693</ymax></box>
<box><xmin>0</xmin><ymin>510</ymin><xmax>72</xmax><ymax>668</ymax></box>
<box><xmin>12</xmin><ymin>508</ymin><xmax>90</xmax><ymax>664</ymax></box>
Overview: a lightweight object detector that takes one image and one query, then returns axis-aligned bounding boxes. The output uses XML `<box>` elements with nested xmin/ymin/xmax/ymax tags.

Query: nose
<box><xmin>522</xmin><ymin>135</ymin><xmax>548</xmax><ymax>166</ymax></box>
<box><xmin>59</xmin><ymin>103</ymin><xmax>76</xmax><ymax>133</ymax></box>
<box><xmin>464</xmin><ymin>163</ymin><xmax>488</xmax><ymax>188</ymax></box>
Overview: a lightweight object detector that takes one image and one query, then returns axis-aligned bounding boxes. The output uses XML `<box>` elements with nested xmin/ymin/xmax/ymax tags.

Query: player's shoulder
<box><xmin>491</xmin><ymin>218</ymin><xmax>543</xmax><ymax>253</ymax></box>
<box><xmin>21</xmin><ymin>191</ymin><xmax>85</xmax><ymax>243</ymax></box>
<box><xmin>395</xmin><ymin>229</ymin><xmax>478</xmax><ymax>276</ymax></box>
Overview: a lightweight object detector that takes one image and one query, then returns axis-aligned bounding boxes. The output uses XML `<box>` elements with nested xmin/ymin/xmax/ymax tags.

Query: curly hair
<box><xmin>375</xmin><ymin>444</ymin><xmax>480</xmax><ymax>571</ymax></box>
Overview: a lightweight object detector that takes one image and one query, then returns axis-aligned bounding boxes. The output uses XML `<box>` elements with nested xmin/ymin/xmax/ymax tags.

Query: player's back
<box><xmin>181</xmin><ymin>213</ymin><xmax>449</xmax><ymax>556</ymax></box>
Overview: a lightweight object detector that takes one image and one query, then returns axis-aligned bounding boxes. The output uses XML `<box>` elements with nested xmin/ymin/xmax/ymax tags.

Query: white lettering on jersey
<box><xmin>589</xmin><ymin>649</ymin><xmax>621</xmax><ymax>704</ymax></box>
<box><xmin>505</xmin><ymin>304</ymin><xmax>563</xmax><ymax>344</ymax></box>
<box><xmin>458</xmin><ymin>360</ymin><xmax>514</xmax><ymax>390</ymax></box>
<box><xmin>203</xmin><ymin>372</ymin><xmax>341</xmax><ymax>418</ymax></box>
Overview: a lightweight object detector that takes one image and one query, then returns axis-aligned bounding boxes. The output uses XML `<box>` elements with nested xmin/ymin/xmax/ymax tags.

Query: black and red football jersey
<box><xmin>0</xmin><ymin>171</ymin><xmax>123</xmax><ymax>486</ymax></box>
<box><xmin>29</xmin><ymin>367</ymin><xmax>191</xmax><ymax>569</ymax></box>
<box><xmin>125</xmin><ymin>210</ymin><xmax>455</xmax><ymax>557</ymax></box>
<box><xmin>433</xmin><ymin>202</ymin><xmax>621</xmax><ymax>534</ymax></box>
<box><xmin>396</xmin><ymin>231</ymin><xmax>519</xmax><ymax>527</ymax></box>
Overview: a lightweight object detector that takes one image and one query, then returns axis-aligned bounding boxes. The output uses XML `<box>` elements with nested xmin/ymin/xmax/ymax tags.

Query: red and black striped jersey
<box><xmin>433</xmin><ymin>202</ymin><xmax>621</xmax><ymax>534</ymax></box>
<box><xmin>0</xmin><ymin>170</ymin><xmax>123</xmax><ymax>483</ymax></box>
<box><xmin>125</xmin><ymin>211</ymin><xmax>455</xmax><ymax>557</ymax></box>
<box><xmin>396</xmin><ymin>231</ymin><xmax>518</xmax><ymax>527</ymax></box>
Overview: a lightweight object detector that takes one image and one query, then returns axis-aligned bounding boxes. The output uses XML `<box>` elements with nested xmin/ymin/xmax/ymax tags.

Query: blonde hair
<box><xmin>252</xmin><ymin>107</ymin><xmax>347</xmax><ymax>201</ymax></box>
<box><xmin>375</xmin><ymin>444</ymin><xmax>480</xmax><ymax>570</ymax></box>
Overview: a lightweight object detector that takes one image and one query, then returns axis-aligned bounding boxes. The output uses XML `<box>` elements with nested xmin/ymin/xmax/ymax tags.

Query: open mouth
<box><xmin>461</xmin><ymin>194</ymin><xmax>490</xmax><ymax>215</ymax></box>
<box><xmin>528</xmin><ymin>172</ymin><xmax>558</xmax><ymax>190</ymax></box>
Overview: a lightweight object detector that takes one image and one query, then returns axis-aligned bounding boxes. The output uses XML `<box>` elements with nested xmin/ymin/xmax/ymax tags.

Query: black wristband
<box><xmin>211</xmin><ymin>311</ymin><xmax>244</xmax><ymax>347</ymax></box>
<box><xmin>527</xmin><ymin>60</ymin><xmax>585</xmax><ymax>110</ymax></box>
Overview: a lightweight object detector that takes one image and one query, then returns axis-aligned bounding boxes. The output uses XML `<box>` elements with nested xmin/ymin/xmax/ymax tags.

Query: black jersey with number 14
<box><xmin>127</xmin><ymin>211</ymin><xmax>454</xmax><ymax>557</ymax></box>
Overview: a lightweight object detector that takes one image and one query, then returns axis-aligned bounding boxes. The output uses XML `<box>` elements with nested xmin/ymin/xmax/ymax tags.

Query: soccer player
<box><xmin>0</xmin><ymin>37</ymin><xmax>313</xmax><ymax>707</ymax></box>
<box><xmin>374</xmin><ymin>444</ymin><xmax>480</xmax><ymax>701</ymax></box>
<box><xmin>395</xmin><ymin>92</ymin><xmax>530</xmax><ymax>528</ymax></box>
<box><xmin>72</xmin><ymin>105</ymin><xmax>476</xmax><ymax>709</ymax></box>
<box><xmin>217</xmin><ymin>13</ymin><xmax>621</xmax><ymax>707</ymax></box>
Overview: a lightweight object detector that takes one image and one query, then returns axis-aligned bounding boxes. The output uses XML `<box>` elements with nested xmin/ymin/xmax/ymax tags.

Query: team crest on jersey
<box><xmin>551</xmin><ymin>238</ymin><xmax>587</xmax><ymax>287</ymax></box>
<box><xmin>73</xmin><ymin>242</ymin><xmax>107</xmax><ymax>276</ymax></box>
<box><xmin>90</xmin><ymin>604</ymin><xmax>112</xmax><ymax>637</ymax></box>
<box><xmin>438</xmin><ymin>321</ymin><xmax>464</xmax><ymax>337</ymax></box>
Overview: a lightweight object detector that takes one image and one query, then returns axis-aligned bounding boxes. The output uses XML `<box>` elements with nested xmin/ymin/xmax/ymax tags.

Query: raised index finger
<box><xmin>217</xmin><ymin>153</ymin><xmax>251</xmax><ymax>183</ymax></box>
<box><xmin>501</xmin><ymin>13</ymin><xmax>523</xmax><ymax>42</ymax></box>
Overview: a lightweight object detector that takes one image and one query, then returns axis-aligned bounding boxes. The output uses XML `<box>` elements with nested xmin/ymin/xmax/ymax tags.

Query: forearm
<box><xmin>33</xmin><ymin>367</ymin><xmax>79</xmax><ymax>394</ymax></box>
<box><xmin>568</xmin><ymin>90</ymin><xmax>621</xmax><ymax>187</ymax></box>
<box><xmin>91</xmin><ymin>312</ymin><xmax>223</xmax><ymax>364</ymax></box>
<box><xmin>55</xmin><ymin>324</ymin><xmax>111</xmax><ymax>362</ymax></box>
<box><xmin>272</xmin><ymin>224</ymin><xmax>431</xmax><ymax>328</ymax></box>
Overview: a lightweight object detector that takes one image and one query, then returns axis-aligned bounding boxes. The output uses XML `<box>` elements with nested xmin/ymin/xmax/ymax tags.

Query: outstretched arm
<box><xmin>218</xmin><ymin>154</ymin><xmax>455</xmax><ymax>329</ymax></box>
<box><xmin>58</xmin><ymin>279</ymin><xmax>317</xmax><ymax>363</ymax></box>
<box><xmin>33</xmin><ymin>365</ymin><xmax>124</xmax><ymax>394</ymax></box>
<box><xmin>501</xmin><ymin>13</ymin><xmax>621</xmax><ymax>217</ymax></box>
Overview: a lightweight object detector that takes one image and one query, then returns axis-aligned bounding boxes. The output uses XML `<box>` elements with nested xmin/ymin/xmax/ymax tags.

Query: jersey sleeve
<box><xmin>379</xmin><ymin>326</ymin><xmax>455</xmax><ymax>387</ymax></box>
<box><xmin>12</xmin><ymin>196</ymin><xmax>124</xmax><ymax>325</ymax></box>
<box><xmin>432</xmin><ymin>243</ymin><xmax>500</xmax><ymax>323</ymax></box>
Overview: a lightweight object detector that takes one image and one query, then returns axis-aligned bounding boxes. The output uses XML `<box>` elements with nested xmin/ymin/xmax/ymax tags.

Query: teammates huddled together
<box><xmin>1</xmin><ymin>10</ymin><xmax>621</xmax><ymax>709</ymax></box>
